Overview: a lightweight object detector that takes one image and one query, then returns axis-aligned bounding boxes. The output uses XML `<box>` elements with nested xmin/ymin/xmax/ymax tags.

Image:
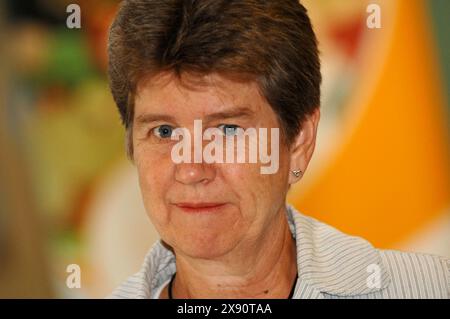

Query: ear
<box><xmin>288</xmin><ymin>108</ymin><xmax>320</xmax><ymax>184</ymax></box>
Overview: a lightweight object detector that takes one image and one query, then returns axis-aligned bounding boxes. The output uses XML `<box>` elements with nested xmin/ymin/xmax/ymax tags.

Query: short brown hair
<box><xmin>108</xmin><ymin>0</ymin><xmax>321</xmax><ymax>156</ymax></box>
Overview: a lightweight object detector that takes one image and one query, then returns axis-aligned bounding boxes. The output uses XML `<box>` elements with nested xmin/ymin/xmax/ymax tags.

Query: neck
<box><xmin>167</xmin><ymin>207</ymin><xmax>298</xmax><ymax>299</ymax></box>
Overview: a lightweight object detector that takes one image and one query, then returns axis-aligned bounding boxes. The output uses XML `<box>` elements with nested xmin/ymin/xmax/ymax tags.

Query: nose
<box><xmin>175</xmin><ymin>162</ymin><xmax>216</xmax><ymax>185</ymax></box>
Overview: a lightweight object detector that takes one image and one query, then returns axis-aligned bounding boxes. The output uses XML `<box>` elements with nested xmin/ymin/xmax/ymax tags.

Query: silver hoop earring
<box><xmin>292</xmin><ymin>170</ymin><xmax>302</xmax><ymax>178</ymax></box>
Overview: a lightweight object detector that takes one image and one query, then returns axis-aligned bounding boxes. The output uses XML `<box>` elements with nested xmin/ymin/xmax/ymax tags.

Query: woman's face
<box><xmin>132</xmin><ymin>72</ymin><xmax>294</xmax><ymax>259</ymax></box>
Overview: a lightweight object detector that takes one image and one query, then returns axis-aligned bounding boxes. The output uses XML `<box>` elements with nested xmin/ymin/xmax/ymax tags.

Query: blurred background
<box><xmin>0</xmin><ymin>0</ymin><xmax>448</xmax><ymax>298</ymax></box>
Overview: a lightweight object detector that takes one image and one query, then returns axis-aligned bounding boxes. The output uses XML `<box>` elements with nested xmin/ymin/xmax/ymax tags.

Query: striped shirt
<box><xmin>109</xmin><ymin>205</ymin><xmax>450</xmax><ymax>299</ymax></box>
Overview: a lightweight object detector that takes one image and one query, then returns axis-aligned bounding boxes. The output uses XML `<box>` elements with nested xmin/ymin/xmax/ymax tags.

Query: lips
<box><xmin>174</xmin><ymin>202</ymin><xmax>227</xmax><ymax>213</ymax></box>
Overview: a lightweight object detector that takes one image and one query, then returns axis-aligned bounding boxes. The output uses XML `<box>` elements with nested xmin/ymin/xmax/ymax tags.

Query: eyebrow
<box><xmin>134</xmin><ymin>106</ymin><xmax>255</xmax><ymax>126</ymax></box>
<box><xmin>204</xmin><ymin>106</ymin><xmax>255</xmax><ymax>122</ymax></box>
<box><xmin>135</xmin><ymin>113</ymin><xmax>176</xmax><ymax>126</ymax></box>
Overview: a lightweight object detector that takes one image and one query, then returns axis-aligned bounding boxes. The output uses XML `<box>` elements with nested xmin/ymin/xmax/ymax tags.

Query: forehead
<box><xmin>134</xmin><ymin>72</ymin><xmax>268</xmax><ymax>118</ymax></box>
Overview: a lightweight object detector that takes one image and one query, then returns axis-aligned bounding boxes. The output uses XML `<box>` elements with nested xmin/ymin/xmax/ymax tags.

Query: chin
<box><xmin>173</xmin><ymin>232</ymin><xmax>237</xmax><ymax>260</ymax></box>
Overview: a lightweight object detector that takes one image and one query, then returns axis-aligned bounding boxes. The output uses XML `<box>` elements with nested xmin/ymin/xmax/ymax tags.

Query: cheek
<box><xmin>135</xmin><ymin>147</ymin><xmax>174</xmax><ymax>221</ymax></box>
<box><xmin>222</xmin><ymin>160</ymin><xmax>288</xmax><ymax>209</ymax></box>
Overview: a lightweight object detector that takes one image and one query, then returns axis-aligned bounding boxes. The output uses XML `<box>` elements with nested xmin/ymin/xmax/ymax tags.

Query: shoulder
<box><xmin>108</xmin><ymin>272</ymin><xmax>151</xmax><ymax>299</ymax></box>
<box><xmin>287</xmin><ymin>206</ymin><xmax>449</xmax><ymax>299</ymax></box>
<box><xmin>107</xmin><ymin>240</ymin><xmax>176</xmax><ymax>299</ymax></box>
<box><xmin>377</xmin><ymin>249</ymin><xmax>449</xmax><ymax>298</ymax></box>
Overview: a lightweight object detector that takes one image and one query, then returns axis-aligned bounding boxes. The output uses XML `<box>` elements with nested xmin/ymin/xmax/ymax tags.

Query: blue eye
<box><xmin>153</xmin><ymin>125</ymin><xmax>174</xmax><ymax>138</ymax></box>
<box><xmin>218</xmin><ymin>124</ymin><xmax>240</xmax><ymax>136</ymax></box>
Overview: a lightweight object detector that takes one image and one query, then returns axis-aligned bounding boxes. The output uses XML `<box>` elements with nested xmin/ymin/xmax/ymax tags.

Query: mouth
<box><xmin>174</xmin><ymin>202</ymin><xmax>227</xmax><ymax>214</ymax></box>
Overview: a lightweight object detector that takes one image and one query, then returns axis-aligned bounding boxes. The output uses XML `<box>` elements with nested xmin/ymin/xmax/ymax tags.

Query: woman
<box><xmin>108</xmin><ymin>0</ymin><xmax>449</xmax><ymax>299</ymax></box>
